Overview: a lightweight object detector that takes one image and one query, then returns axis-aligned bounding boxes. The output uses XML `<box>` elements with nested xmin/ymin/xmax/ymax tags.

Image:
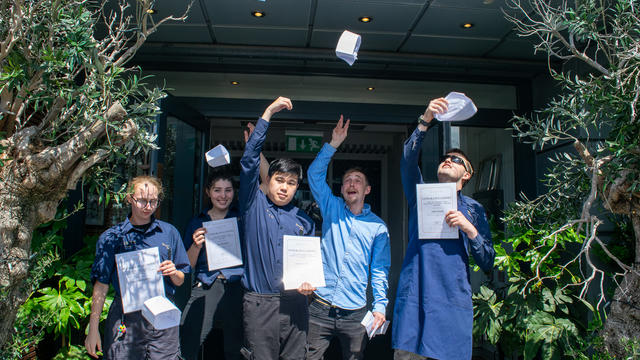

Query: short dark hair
<box><xmin>445</xmin><ymin>148</ymin><xmax>474</xmax><ymax>175</ymax></box>
<box><xmin>343</xmin><ymin>167</ymin><xmax>369</xmax><ymax>186</ymax></box>
<box><xmin>268</xmin><ymin>158</ymin><xmax>303</xmax><ymax>183</ymax></box>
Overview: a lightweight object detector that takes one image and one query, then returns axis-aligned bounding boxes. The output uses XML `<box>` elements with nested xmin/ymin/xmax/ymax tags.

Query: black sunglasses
<box><xmin>439</xmin><ymin>154</ymin><xmax>472</xmax><ymax>173</ymax></box>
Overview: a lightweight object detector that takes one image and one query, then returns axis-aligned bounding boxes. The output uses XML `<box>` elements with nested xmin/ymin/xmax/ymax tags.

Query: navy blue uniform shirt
<box><xmin>239</xmin><ymin>117</ymin><xmax>315</xmax><ymax>294</ymax></box>
<box><xmin>183</xmin><ymin>208</ymin><xmax>244</xmax><ymax>285</ymax></box>
<box><xmin>91</xmin><ymin>216</ymin><xmax>191</xmax><ymax>297</ymax></box>
<box><xmin>392</xmin><ymin>127</ymin><xmax>495</xmax><ymax>360</ymax></box>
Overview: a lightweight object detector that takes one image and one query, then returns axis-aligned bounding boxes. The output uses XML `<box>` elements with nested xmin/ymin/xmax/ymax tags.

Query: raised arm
<box><xmin>308</xmin><ymin>115</ymin><xmax>349</xmax><ymax>214</ymax></box>
<box><xmin>244</xmin><ymin>122</ymin><xmax>270</xmax><ymax>191</ymax></box>
<box><xmin>401</xmin><ymin>130</ymin><xmax>425</xmax><ymax>208</ymax></box>
<box><xmin>240</xmin><ymin>97</ymin><xmax>292</xmax><ymax>213</ymax></box>
<box><xmin>401</xmin><ymin>98</ymin><xmax>448</xmax><ymax>206</ymax></box>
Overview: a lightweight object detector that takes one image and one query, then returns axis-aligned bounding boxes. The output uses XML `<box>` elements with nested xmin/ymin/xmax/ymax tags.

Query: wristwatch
<box><xmin>418</xmin><ymin>114</ymin><xmax>436</xmax><ymax>130</ymax></box>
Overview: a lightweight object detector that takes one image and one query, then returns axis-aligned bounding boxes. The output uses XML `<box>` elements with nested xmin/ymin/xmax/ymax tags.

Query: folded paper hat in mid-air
<box><xmin>435</xmin><ymin>92</ymin><xmax>478</xmax><ymax>122</ymax></box>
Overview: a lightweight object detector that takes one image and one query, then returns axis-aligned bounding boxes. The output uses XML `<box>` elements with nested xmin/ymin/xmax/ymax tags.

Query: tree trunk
<box><xmin>0</xmin><ymin>103</ymin><xmax>129</xmax><ymax>349</ymax></box>
<box><xmin>601</xmin><ymin>214</ymin><xmax>640</xmax><ymax>356</ymax></box>
<box><xmin>0</xmin><ymin>178</ymin><xmax>59</xmax><ymax>348</ymax></box>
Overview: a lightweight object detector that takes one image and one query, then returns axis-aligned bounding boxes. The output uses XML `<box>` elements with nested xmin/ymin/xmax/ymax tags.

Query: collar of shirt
<box><xmin>344</xmin><ymin>202</ymin><xmax>371</xmax><ymax>217</ymax></box>
<box><xmin>121</xmin><ymin>215</ymin><xmax>162</xmax><ymax>235</ymax></box>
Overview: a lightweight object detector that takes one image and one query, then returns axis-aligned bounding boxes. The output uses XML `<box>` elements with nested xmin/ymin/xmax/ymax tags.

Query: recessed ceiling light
<box><xmin>461</xmin><ymin>22</ymin><xmax>474</xmax><ymax>29</ymax></box>
<box><xmin>251</xmin><ymin>10</ymin><xmax>265</xmax><ymax>18</ymax></box>
<box><xmin>230</xmin><ymin>81</ymin><xmax>239</xmax><ymax>85</ymax></box>
<box><xmin>146</xmin><ymin>8</ymin><xmax>156</xmax><ymax>14</ymax></box>
<box><xmin>367</xmin><ymin>87</ymin><xmax>375</xmax><ymax>91</ymax></box>
<box><xmin>358</xmin><ymin>16</ymin><xmax>372</xmax><ymax>23</ymax></box>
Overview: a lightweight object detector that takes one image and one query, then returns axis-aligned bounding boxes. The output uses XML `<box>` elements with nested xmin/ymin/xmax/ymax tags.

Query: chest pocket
<box><xmin>118</xmin><ymin>232</ymin><xmax>142</xmax><ymax>253</ymax></box>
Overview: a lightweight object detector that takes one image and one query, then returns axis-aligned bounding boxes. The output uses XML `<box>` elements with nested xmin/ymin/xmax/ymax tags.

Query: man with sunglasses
<box><xmin>392</xmin><ymin>97</ymin><xmax>495</xmax><ymax>360</ymax></box>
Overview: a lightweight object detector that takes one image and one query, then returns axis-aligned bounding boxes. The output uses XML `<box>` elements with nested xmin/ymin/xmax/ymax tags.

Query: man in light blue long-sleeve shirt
<box><xmin>306</xmin><ymin>115</ymin><xmax>391</xmax><ymax>360</ymax></box>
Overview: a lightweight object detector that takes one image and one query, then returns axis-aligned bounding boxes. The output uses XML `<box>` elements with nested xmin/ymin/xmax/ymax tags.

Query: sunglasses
<box><xmin>439</xmin><ymin>154</ymin><xmax>472</xmax><ymax>174</ymax></box>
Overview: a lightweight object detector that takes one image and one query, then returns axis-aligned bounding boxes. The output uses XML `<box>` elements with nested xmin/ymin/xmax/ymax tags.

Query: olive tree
<box><xmin>495</xmin><ymin>0</ymin><xmax>639</xmax><ymax>356</ymax></box>
<box><xmin>0</xmin><ymin>0</ymin><xmax>190</xmax><ymax>349</ymax></box>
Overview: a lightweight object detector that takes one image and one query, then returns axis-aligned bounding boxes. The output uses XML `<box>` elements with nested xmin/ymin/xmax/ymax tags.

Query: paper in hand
<box><xmin>335</xmin><ymin>30</ymin><xmax>361</xmax><ymax>66</ymax></box>
<box><xmin>205</xmin><ymin>144</ymin><xmax>230</xmax><ymax>168</ymax></box>
<box><xmin>360</xmin><ymin>311</ymin><xmax>390</xmax><ymax>339</ymax></box>
<box><xmin>435</xmin><ymin>92</ymin><xmax>477</xmax><ymax>122</ymax></box>
<box><xmin>116</xmin><ymin>247</ymin><xmax>165</xmax><ymax>313</ymax></box>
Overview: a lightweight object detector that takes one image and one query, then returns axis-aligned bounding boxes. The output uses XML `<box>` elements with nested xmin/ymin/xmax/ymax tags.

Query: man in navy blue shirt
<box><xmin>392</xmin><ymin>97</ymin><xmax>495</xmax><ymax>360</ymax></box>
<box><xmin>239</xmin><ymin>97</ymin><xmax>316</xmax><ymax>360</ymax></box>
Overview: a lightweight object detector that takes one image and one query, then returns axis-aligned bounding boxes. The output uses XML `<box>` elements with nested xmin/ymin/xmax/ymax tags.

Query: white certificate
<box><xmin>416</xmin><ymin>183</ymin><xmax>458</xmax><ymax>239</ymax></box>
<box><xmin>116</xmin><ymin>247</ymin><xmax>165</xmax><ymax>313</ymax></box>
<box><xmin>282</xmin><ymin>235</ymin><xmax>325</xmax><ymax>290</ymax></box>
<box><xmin>203</xmin><ymin>217</ymin><xmax>243</xmax><ymax>271</ymax></box>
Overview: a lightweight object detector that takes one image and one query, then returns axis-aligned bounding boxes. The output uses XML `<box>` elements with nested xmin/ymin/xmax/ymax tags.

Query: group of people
<box><xmin>84</xmin><ymin>96</ymin><xmax>495</xmax><ymax>360</ymax></box>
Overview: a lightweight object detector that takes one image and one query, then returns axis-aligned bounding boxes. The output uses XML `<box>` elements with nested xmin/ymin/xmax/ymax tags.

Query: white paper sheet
<box><xmin>116</xmin><ymin>247</ymin><xmax>165</xmax><ymax>313</ymax></box>
<box><xmin>435</xmin><ymin>92</ymin><xmax>477</xmax><ymax>122</ymax></box>
<box><xmin>335</xmin><ymin>30</ymin><xmax>361</xmax><ymax>66</ymax></box>
<box><xmin>205</xmin><ymin>144</ymin><xmax>230</xmax><ymax>168</ymax></box>
<box><xmin>416</xmin><ymin>183</ymin><xmax>458</xmax><ymax>239</ymax></box>
<box><xmin>141</xmin><ymin>295</ymin><xmax>181</xmax><ymax>330</ymax></box>
<box><xmin>203</xmin><ymin>217</ymin><xmax>243</xmax><ymax>271</ymax></box>
<box><xmin>360</xmin><ymin>311</ymin><xmax>390</xmax><ymax>339</ymax></box>
<box><xmin>282</xmin><ymin>235</ymin><xmax>325</xmax><ymax>290</ymax></box>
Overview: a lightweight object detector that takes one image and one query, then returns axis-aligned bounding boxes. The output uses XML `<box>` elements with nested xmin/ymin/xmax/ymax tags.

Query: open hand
<box><xmin>329</xmin><ymin>114</ymin><xmax>350</xmax><ymax>149</ymax></box>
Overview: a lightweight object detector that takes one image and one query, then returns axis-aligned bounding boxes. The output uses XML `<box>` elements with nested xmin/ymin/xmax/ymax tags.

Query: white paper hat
<box><xmin>141</xmin><ymin>296</ymin><xmax>181</xmax><ymax>330</ymax></box>
<box><xmin>205</xmin><ymin>144</ymin><xmax>230</xmax><ymax>168</ymax></box>
<box><xmin>435</xmin><ymin>92</ymin><xmax>478</xmax><ymax>122</ymax></box>
<box><xmin>335</xmin><ymin>30</ymin><xmax>361</xmax><ymax>66</ymax></box>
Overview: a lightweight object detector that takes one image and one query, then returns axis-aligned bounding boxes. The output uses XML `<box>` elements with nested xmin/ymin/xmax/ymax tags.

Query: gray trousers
<box><xmin>394</xmin><ymin>349</ymin><xmax>430</xmax><ymax>360</ymax></box>
<box><xmin>103</xmin><ymin>298</ymin><xmax>180</xmax><ymax>360</ymax></box>
<box><xmin>179</xmin><ymin>279</ymin><xmax>244</xmax><ymax>360</ymax></box>
<box><xmin>306</xmin><ymin>298</ymin><xmax>368</xmax><ymax>360</ymax></box>
<box><xmin>241</xmin><ymin>290</ymin><xmax>309</xmax><ymax>360</ymax></box>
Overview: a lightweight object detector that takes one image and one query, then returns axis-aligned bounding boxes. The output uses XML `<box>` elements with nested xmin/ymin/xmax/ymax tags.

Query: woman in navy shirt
<box><xmin>85</xmin><ymin>175</ymin><xmax>190</xmax><ymax>359</ymax></box>
<box><xmin>179</xmin><ymin>169</ymin><xmax>244</xmax><ymax>360</ymax></box>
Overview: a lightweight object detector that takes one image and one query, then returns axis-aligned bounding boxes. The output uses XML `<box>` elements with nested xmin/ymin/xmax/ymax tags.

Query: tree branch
<box><xmin>26</xmin><ymin>102</ymin><xmax>126</xmax><ymax>182</ymax></box>
<box><xmin>0</xmin><ymin>0</ymin><xmax>24</xmax><ymax>64</ymax></box>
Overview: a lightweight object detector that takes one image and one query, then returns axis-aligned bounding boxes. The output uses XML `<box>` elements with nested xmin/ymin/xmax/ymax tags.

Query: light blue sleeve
<box><xmin>307</xmin><ymin>143</ymin><xmax>340</xmax><ymax>218</ymax></box>
<box><xmin>370</xmin><ymin>226</ymin><xmax>391</xmax><ymax>314</ymax></box>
